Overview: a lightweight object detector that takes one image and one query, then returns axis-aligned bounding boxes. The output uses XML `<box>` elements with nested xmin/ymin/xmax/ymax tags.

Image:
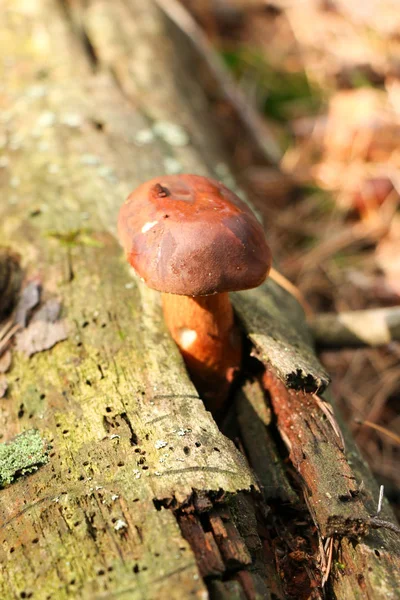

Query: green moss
<box><xmin>0</xmin><ymin>429</ymin><xmax>49</xmax><ymax>487</ymax></box>
<box><xmin>221</xmin><ymin>48</ymin><xmax>324</xmax><ymax>124</ymax></box>
<box><xmin>46</xmin><ymin>228</ymin><xmax>104</xmax><ymax>248</ymax></box>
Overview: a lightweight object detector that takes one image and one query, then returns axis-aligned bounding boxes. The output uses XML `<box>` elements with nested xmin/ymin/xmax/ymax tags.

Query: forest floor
<box><xmin>180</xmin><ymin>0</ymin><xmax>400</xmax><ymax>515</ymax></box>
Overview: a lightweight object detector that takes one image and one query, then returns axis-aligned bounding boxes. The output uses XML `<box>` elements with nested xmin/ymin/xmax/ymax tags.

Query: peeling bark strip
<box><xmin>0</xmin><ymin>1</ymin><xmax>399</xmax><ymax>599</ymax></box>
<box><xmin>176</xmin><ymin>494</ymin><xmax>274</xmax><ymax>598</ymax></box>
<box><xmin>233</xmin><ymin>282</ymin><xmax>330</xmax><ymax>393</ymax></box>
<box><xmin>263</xmin><ymin>368</ymin><xmax>369</xmax><ymax>538</ymax></box>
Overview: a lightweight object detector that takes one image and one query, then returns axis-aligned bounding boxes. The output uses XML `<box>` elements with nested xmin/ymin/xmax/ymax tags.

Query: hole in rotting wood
<box><xmin>357</xmin><ymin>574</ymin><xmax>366</xmax><ymax>589</ymax></box>
<box><xmin>183</xmin><ymin>446</ymin><xmax>190</xmax><ymax>456</ymax></box>
<box><xmin>91</xmin><ymin>119</ymin><xmax>105</xmax><ymax>131</ymax></box>
<box><xmin>120</xmin><ymin>412</ymin><xmax>138</xmax><ymax>445</ymax></box>
<box><xmin>195</xmin><ymin>441</ymin><xmax>201</xmax><ymax>447</ymax></box>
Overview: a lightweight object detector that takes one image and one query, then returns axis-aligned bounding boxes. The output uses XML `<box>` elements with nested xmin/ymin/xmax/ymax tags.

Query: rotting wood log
<box><xmin>0</xmin><ymin>1</ymin><xmax>399</xmax><ymax>599</ymax></box>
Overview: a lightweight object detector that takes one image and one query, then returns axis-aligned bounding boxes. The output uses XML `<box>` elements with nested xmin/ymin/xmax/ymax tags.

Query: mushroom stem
<box><xmin>161</xmin><ymin>292</ymin><xmax>242</xmax><ymax>413</ymax></box>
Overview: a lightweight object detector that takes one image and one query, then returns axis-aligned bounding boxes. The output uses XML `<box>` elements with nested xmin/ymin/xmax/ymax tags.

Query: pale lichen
<box><xmin>0</xmin><ymin>429</ymin><xmax>49</xmax><ymax>487</ymax></box>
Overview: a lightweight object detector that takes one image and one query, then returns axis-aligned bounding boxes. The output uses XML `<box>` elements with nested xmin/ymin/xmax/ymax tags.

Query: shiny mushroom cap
<box><xmin>118</xmin><ymin>174</ymin><xmax>271</xmax><ymax>296</ymax></box>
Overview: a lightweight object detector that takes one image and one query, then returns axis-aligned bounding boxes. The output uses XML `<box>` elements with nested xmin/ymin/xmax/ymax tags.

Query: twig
<box><xmin>369</xmin><ymin>518</ymin><xmax>400</xmax><ymax>535</ymax></box>
<box><xmin>310</xmin><ymin>306</ymin><xmax>400</xmax><ymax>348</ymax></box>
<box><xmin>365</xmin><ymin>486</ymin><xmax>400</xmax><ymax>535</ymax></box>
<box><xmin>269</xmin><ymin>267</ymin><xmax>314</xmax><ymax>318</ymax></box>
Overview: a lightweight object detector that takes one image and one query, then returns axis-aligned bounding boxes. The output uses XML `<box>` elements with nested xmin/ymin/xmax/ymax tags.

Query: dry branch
<box><xmin>310</xmin><ymin>306</ymin><xmax>400</xmax><ymax>348</ymax></box>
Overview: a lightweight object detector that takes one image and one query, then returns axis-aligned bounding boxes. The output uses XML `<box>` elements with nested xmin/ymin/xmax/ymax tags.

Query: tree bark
<box><xmin>0</xmin><ymin>1</ymin><xmax>399</xmax><ymax>599</ymax></box>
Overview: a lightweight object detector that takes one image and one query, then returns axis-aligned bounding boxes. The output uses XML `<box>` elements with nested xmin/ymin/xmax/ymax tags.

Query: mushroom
<box><xmin>118</xmin><ymin>174</ymin><xmax>271</xmax><ymax>412</ymax></box>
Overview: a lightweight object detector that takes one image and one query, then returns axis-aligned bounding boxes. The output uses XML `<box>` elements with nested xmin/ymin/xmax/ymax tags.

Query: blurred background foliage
<box><xmin>180</xmin><ymin>0</ymin><xmax>400</xmax><ymax>513</ymax></box>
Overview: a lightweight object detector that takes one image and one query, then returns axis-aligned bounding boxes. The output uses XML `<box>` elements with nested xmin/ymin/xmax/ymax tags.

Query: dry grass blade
<box><xmin>356</xmin><ymin>420</ymin><xmax>400</xmax><ymax>446</ymax></box>
<box><xmin>0</xmin><ymin>319</ymin><xmax>15</xmax><ymax>342</ymax></box>
<box><xmin>269</xmin><ymin>267</ymin><xmax>314</xmax><ymax>317</ymax></box>
<box><xmin>314</xmin><ymin>394</ymin><xmax>345</xmax><ymax>450</ymax></box>
<box><xmin>0</xmin><ymin>321</ymin><xmax>20</xmax><ymax>356</ymax></box>
<box><xmin>321</xmin><ymin>536</ymin><xmax>334</xmax><ymax>588</ymax></box>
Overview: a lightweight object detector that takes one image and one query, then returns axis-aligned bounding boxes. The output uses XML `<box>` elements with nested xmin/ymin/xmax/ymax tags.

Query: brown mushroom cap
<box><xmin>118</xmin><ymin>174</ymin><xmax>271</xmax><ymax>296</ymax></box>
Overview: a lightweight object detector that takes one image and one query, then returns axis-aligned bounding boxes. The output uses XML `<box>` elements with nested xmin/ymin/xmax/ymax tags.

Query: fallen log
<box><xmin>0</xmin><ymin>1</ymin><xmax>399</xmax><ymax>599</ymax></box>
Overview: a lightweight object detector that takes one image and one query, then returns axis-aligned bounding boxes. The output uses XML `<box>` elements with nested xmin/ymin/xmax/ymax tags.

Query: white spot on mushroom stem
<box><xmin>141</xmin><ymin>221</ymin><xmax>158</xmax><ymax>234</ymax></box>
<box><xmin>178</xmin><ymin>328</ymin><xmax>197</xmax><ymax>349</ymax></box>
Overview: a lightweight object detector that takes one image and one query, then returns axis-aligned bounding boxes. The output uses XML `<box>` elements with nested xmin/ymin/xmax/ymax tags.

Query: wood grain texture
<box><xmin>0</xmin><ymin>1</ymin><xmax>252</xmax><ymax>598</ymax></box>
<box><xmin>0</xmin><ymin>1</ymin><xmax>399</xmax><ymax>599</ymax></box>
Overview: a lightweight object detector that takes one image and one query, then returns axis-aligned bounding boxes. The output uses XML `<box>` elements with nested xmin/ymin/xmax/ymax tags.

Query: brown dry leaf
<box><xmin>16</xmin><ymin>320</ymin><xmax>68</xmax><ymax>358</ymax></box>
<box><xmin>15</xmin><ymin>299</ymin><xmax>68</xmax><ymax>357</ymax></box>
<box><xmin>321</xmin><ymin>89</ymin><xmax>400</xmax><ymax>164</ymax></box>
<box><xmin>0</xmin><ymin>375</ymin><xmax>8</xmax><ymax>398</ymax></box>
<box><xmin>31</xmin><ymin>298</ymin><xmax>61</xmax><ymax>323</ymax></box>
<box><xmin>15</xmin><ymin>281</ymin><xmax>41</xmax><ymax>328</ymax></box>
<box><xmin>0</xmin><ymin>350</ymin><xmax>12</xmax><ymax>374</ymax></box>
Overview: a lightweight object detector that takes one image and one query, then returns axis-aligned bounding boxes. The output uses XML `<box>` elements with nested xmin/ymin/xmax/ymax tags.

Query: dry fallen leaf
<box><xmin>15</xmin><ymin>299</ymin><xmax>68</xmax><ymax>357</ymax></box>
<box><xmin>16</xmin><ymin>320</ymin><xmax>68</xmax><ymax>358</ymax></box>
<box><xmin>15</xmin><ymin>281</ymin><xmax>41</xmax><ymax>328</ymax></box>
<box><xmin>31</xmin><ymin>298</ymin><xmax>61</xmax><ymax>323</ymax></box>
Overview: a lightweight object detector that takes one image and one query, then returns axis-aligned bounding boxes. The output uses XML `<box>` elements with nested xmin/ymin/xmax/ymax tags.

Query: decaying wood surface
<box><xmin>0</xmin><ymin>1</ymin><xmax>399</xmax><ymax>599</ymax></box>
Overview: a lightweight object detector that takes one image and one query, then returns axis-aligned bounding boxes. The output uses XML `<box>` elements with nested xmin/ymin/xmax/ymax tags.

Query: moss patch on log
<box><xmin>0</xmin><ymin>429</ymin><xmax>49</xmax><ymax>488</ymax></box>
